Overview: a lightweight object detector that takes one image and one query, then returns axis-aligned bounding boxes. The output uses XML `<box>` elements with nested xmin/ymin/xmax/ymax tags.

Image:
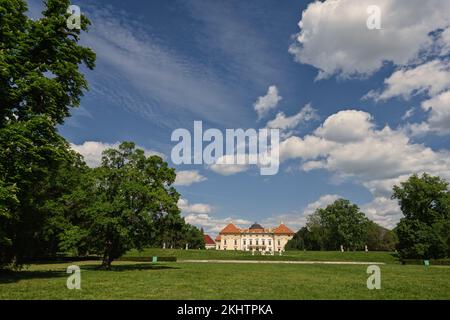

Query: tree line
<box><xmin>0</xmin><ymin>0</ymin><xmax>203</xmax><ymax>270</ymax></box>
<box><xmin>286</xmin><ymin>173</ymin><xmax>450</xmax><ymax>260</ymax></box>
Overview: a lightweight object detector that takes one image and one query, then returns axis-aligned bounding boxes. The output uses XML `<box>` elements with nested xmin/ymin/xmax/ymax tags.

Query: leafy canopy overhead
<box><xmin>0</xmin><ymin>0</ymin><xmax>96</xmax><ymax>126</ymax></box>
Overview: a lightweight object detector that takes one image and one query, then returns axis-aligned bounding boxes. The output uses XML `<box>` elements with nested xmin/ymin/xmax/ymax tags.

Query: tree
<box><xmin>393</xmin><ymin>173</ymin><xmax>450</xmax><ymax>259</ymax></box>
<box><xmin>313</xmin><ymin>199</ymin><xmax>369</xmax><ymax>250</ymax></box>
<box><xmin>365</xmin><ymin>221</ymin><xmax>397</xmax><ymax>251</ymax></box>
<box><xmin>0</xmin><ymin>0</ymin><xmax>96</xmax><ymax>269</ymax></box>
<box><xmin>65</xmin><ymin>142</ymin><xmax>181</xmax><ymax>269</ymax></box>
<box><xmin>0</xmin><ymin>116</ymin><xmax>85</xmax><ymax>267</ymax></box>
<box><xmin>286</xmin><ymin>199</ymin><xmax>370</xmax><ymax>251</ymax></box>
<box><xmin>0</xmin><ymin>0</ymin><xmax>96</xmax><ymax>126</ymax></box>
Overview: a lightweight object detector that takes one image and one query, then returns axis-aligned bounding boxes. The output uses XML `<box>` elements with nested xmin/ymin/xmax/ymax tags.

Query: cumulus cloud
<box><xmin>253</xmin><ymin>85</ymin><xmax>282</xmax><ymax>119</ymax></box>
<box><xmin>261</xmin><ymin>194</ymin><xmax>341</xmax><ymax>232</ymax></box>
<box><xmin>177</xmin><ymin>198</ymin><xmax>213</xmax><ymax>215</ymax></box>
<box><xmin>366</xmin><ymin>60</ymin><xmax>450</xmax><ymax>136</ymax></box>
<box><xmin>266</xmin><ymin>103</ymin><xmax>319</xmax><ymax>137</ymax></box>
<box><xmin>289</xmin><ymin>0</ymin><xmax>450</xmax><ymax>79</ymax></box>
<box><xmin>279</xmin><ymin>109</ymin><xmax>450</xmax><ymax>227</ymax></box>
<box><xmin>366</xmin><ymin>60</ymin><xmax>450</xmax><ymax>101</ymax></box>
<box><xmin>303</xmin><ymin>194</ymin><xmax>342</xmax><ymax>216</ymax></box>
<box><xmin>361</xmin><ymin>197</ymin><xmax>402</xmax><ymax>228</ymax></box>
<box><xmin>70</xmin><ymin>141</ymin><xmax>164</xmax><ymax>167</ymax></box>
<box><xmin>314</xmin><ymin>110</ymin><xmax>374</xmax><ymax>143</ymax></box>
<box><xmin>174</xmin><ymin>170</ymin><xmax>207</xmax><ymax>186</ymax></box>
<box><xmin>179</xmin><ymin>198</ymin><xmax>251</xmax><ymax>235</ymax></box>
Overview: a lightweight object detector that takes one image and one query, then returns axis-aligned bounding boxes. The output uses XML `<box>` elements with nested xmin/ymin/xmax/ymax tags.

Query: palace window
<box><xmin>256</xmin><ymin>240</ymin><xmax>259</xmax><ymax>245</ymax></box>
<box><xmin>278</xmin><ymin>240</ymin><xmax>281</xmax><ymax>245</ymax></box>
<box><xmin>268</xmin><ymin>240</ymin><xmax>271</xmax><ymax>246</ymax></box>
<box><xmin>243</xmin><ymin>240</ymin><xmax>246</xmax><ymax>245</ymax></box>
<box><xmin>224</xmin><ymin>240</ymin><xmax>227</xmax><ymax>245</ymax></box>
<box><xmin>234</xmin><ymin>240</ymin><xmax>237</xmax><ymax>245</ymax></box>
<box><xmin>250</xmin><ymin>240</ymin><xmax>252</xmax><ymax>245</ymax></box>
<box><xmin>262</xmin><ymin>240</ymin><xmax>265</xmax><ymax>245</ymax></box>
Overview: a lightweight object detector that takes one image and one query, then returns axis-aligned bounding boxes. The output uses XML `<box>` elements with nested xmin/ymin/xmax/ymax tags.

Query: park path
<box><xmin>178</xmin><ymin>259</ymin><xmax>385</xmax><ymax>265</ymax></box>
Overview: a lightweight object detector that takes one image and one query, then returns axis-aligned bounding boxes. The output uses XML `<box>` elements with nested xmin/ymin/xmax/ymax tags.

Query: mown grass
<box><xmin>1</xmin><ymin>259</ymin><xmax>449</xmax><ymax>299</ymax></box>
<box><xmin>124</xmin><ymin>248</ymin><xmax>400</xmax><ymax>264</ymax></box>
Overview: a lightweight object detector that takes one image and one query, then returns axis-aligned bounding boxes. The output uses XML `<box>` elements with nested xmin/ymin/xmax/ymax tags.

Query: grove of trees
<box><xmin>0</xmin><ymin>0</ymin><xmax>203</xmax><ymax>270</ymax></box>
<box><xmin>286</xmin><ymin>199</ymin><xmax>397</xmax><ymax>252</ymax></box>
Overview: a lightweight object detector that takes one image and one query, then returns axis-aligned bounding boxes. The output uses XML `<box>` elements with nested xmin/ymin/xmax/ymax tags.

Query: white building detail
<box><xmin>215</xmin><ymin>223</ymin><xmax>294</xmax><ymax>253</ymax></box>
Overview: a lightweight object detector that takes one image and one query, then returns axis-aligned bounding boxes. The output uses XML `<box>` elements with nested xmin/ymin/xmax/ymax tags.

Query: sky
<box><xmin>27</xmin><ymin>0</ymin><xmax>450</xmax><ymax>236</ymax></box>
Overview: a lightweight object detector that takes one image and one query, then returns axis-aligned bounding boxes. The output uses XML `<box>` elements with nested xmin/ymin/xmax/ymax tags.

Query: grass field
<box><xmin>1</xmin><ymin>260</ymin><xmax>450</xmax><ymax>299</ymax></box>
<box><xmin>1</xmin><ymin>250</ymin><xmax>449</xmax><ymax>299</ymax></box>
<box><xmin>124</xmin><ymin>248</ymin><xmax>400</xmax><ymax>264</ymax></box>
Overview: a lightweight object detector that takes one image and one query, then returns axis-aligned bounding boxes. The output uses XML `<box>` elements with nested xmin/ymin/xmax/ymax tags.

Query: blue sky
<box><xmin>27</xmin><ymin>0</ymin><xmax>450</xmax><ymax>235</ymax></box>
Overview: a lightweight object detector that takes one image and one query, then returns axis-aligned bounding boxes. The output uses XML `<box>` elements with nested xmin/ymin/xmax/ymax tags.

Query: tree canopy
<box><xmin>393</xmin><ymin>173</ymin><xmax>450</xmax><ymax>259</ymax></box>
<box><xmin>0</xmin><ymin>0</ymin><xmax>96</xmax><ymax>126</ymax></box>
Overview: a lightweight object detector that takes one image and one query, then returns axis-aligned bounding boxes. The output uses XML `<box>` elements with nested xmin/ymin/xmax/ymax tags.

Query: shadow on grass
<box><xmin>80</xmin><ymin>263</ymin><xmax>179</xmax><ymax>272</ymax></box>
<box><xmin>0</xmin><ymin>269</ymin><xmax>66</xmax><ymax>284</ymax></box>
<box><xmin>0</xmin><ymin>263</ymin><xmax>178</xmax><ymax>284</ymax></box>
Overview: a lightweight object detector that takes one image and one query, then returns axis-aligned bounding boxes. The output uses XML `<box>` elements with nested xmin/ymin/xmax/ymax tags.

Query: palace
<box><xmin>215</xmin><ymin>222</ymin><xmax>295</xmax><ymax>253</ymax></box>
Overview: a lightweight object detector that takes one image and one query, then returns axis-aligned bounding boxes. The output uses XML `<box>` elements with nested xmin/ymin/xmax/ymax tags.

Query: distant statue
<box><xmin>185</xmin><ymin>243</ymin><xmax>189</xmax><ymax>250</ymax></box>
<box><xmin>340</xmin><ymin>245</ymin><xmax>344</xmax><ymax>252</ymax></box>
<box><xmin>365</xmin><ymin>245</ymin><xmax>368</xmax><ymax>252</ymax></box>
<box><xmin>163</xmin><ymin>242</ymin><xmax>166</xmax><ymax>250</ymax></box>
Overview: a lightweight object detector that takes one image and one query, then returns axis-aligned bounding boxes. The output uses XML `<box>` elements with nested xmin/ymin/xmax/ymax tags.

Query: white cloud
<box><xmin>419</xmin><ymin>90</ymin><xmax>450</xmax><ymax>135</ymax></box>
<box><xmin>261</xmin><ymin>194</ymin><xmax>341</xmax><ymax>232</ymax></box>
<box><xmin>184</xmin><ymin>213</ymin><xmax>252</xmax><ymax>235</ymax></box>
<box><xmin>266</xmin><ymin>103</ymin><xmax>319</xmax><ymax>136</ymax></box>
<box><xmin>254</xmin><ymin>85</ymin><xmax>282</xmax><ymax>119</ymax></box>
<box><xmin>177</xmin><ymin>198</ymin><xmax>213</xmax><ymax>215</ymax></box>
<box><xmin>366</xmin><ymin>60</ymin><xmax>450</xmax><ymax>136</ymax></box>
<box><xmin>82</xmin><ymin>5</ymin><xmax>247</xmax><ymax>128</ymax></box>
<box><xmin>314</xmin><ymin>110</ymin><xmax>374</xmax><ymax>143</ymax></box>
<box><xmin>402</xmin><ymin>108</ymin><xmax>415</xmax><ymax>121</ymax></box>
<box><xmin>70</xmin><ymin>141</ymin><xmax>163</xmax><ymax>167</ymax></box>
<box><xmin>290</xmin><ymin>0</ymin><xmax>450</xmax><ymax>79</ymax></box>
<box><xmin>174</xmin><ymin>170</ymin><xmax>207</xmax><ymax>186</ymax></box>
<box><xmin>438</xmin><ymin>27</ymin><xmax>450</xmax><ymax>56</ymax></box>
<box><xmin>279</xmin><ymin>109</ymin><xmax>450</xmax><ymax>228</ymax></box>
<box><xmin>208</xmin><ymin>154</ymin><xmax>250</xmax><ymax>176</ymax></box>
<box><xmin>366</xmin><ymin>60</ymin><xmax>450</xmax><ymax>101</ymax></box>
<box><xmin>303</xmin><ymin>194</ymin><xmax>341</xmax><ymax>216</ymax></box>
<box><xmin>361</xmin><ymin>197</ymin><xmax>402</xmax><ymax>229</ymax></box>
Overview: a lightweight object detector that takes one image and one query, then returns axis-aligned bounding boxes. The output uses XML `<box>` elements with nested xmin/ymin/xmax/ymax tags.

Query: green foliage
<box><xmin>393</xmin><ymin>173</ymin><xmax>450</xmax><ymax>259</ymax></box>
<box><xmin>0</xmin><ymin>116</ymin><xmax>85</xmax><ymax>267</ymax></box>
<box><xmin>286</xmin><ymin>199</ymin><xmax>395</xmax><ymax>251</ymax></box>
<box><xmin>0</xmin><ymin>0</ymin><xmax>96</xmax><ymax>126</ymax></box>
<box><xmin>365</xmin><ymin>221</ymin><xmax>398</xmax><ymax>251</ymax></box>
<box><xmin>305</xmin><ymin>199</ymin><xmax>370</xmax><ymax>250</ymax></box>
<box><xmin>63</xmin><ymin>142</ymin><xmax>183</xmax><ymax>269</ymax></box>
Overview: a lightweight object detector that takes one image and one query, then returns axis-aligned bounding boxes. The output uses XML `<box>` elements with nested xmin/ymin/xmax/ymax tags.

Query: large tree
<box><xmin>0</xmin><ymin>0</ymin><xmax>96</xmax><ymax>126</ymax></box>
<box><xmin>393</xmin><ymin>173</ymin><xmax>450</xmax><ymax>259</ymax></box>
<box><xmin>0</xmin><ymin>0</ymin><xmax>95</xmax><ymax>268</ymax></box>
<box><xmin>65</xmin><ymin>142</ymin><xmax>181</xmax><ymax>269</ymax></box>
<box><xmin>0</xmin><ymin>116</ymin><xmax>85</xmax><ymax>267</ymax></box>
<box><xmin>289</xmin><ymin>199</ymin><xmax>370</xmax><ymax>251</ymax></box>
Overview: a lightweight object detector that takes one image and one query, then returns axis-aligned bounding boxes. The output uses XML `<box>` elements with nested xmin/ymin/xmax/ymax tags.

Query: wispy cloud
<box><xmin>81</xmin><ymin>4</ymin><xmax>249</xmax><ymax>129</ymax></box>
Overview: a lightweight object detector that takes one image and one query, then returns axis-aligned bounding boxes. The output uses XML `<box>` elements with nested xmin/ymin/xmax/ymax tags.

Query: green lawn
<box><xmin>1</xmin><ymin>259</ymin><xmax>449</xmax><ymax>299</ymax></box>
<box><xmin>124</xmin><ymin>248</ymin><xmax>400</xmax><ymax>264</ymax></box>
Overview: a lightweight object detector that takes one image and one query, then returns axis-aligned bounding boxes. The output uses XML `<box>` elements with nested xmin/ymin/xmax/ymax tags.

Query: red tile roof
<box><xmin>215</xmin><ymin>235</ymin><xmax>221</xmax><ymax>242</ymax></box>
<box><xmin>220</xmin><ymin>223</ymin><xmax>241</xmax><ymax>234</ymax></box>
<box><xmin>273</xmin><ymin>224</ymin><xmax>294</xmax><ymax>235</ymax></box>
<box><xmin>204</xmin><ymin>234</ymin><xmax>215</xmax><ymax>245</ymax></box>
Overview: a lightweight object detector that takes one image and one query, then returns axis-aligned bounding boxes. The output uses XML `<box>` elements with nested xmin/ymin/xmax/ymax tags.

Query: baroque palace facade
<box><xmin>215</xmin><ymin>222</ymin><xmax>295</xmax><ymax>253</ymax></box>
